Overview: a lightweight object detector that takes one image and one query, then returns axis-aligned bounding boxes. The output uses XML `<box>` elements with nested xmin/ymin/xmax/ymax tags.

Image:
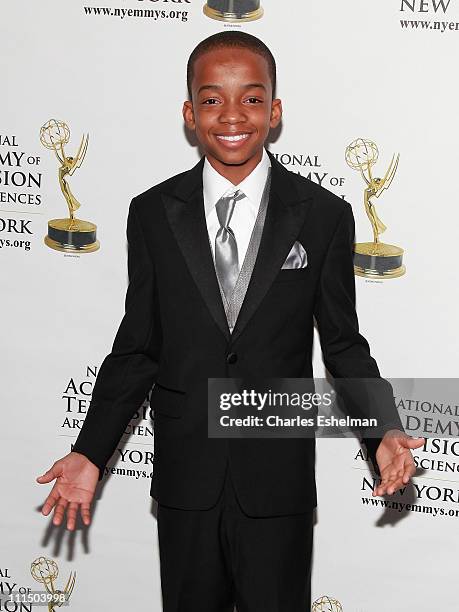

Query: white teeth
<box><xmin>217</xmin><ymin>134</ymin><xmax>250</xmax><ymax>142</ymax></box>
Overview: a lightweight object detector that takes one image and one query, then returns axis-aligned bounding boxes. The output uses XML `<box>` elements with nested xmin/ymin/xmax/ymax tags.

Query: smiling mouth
<box><xmin>215</xmin><ymin>133</ymin><xmax>251</xmax><ymax>143</ymax></box>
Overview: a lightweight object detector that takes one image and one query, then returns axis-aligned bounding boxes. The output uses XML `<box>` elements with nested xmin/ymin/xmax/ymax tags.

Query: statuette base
<box><xmin>203</xmin><ymin>4</ymin><xmax>264</xmax><ymax>22</ymax></box>
<box><xmin>353</xmin><ymin>242</ymin><xmax>405</xmax><ymax>278</ymax></box>
<box><xmin>44</xmin><ymin>218</ymin><xmax>100</xmax><ymax>253</ymax></box>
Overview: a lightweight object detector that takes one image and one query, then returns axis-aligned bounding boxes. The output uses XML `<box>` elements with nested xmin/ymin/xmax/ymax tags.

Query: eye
<box><xmin>202</xmin><ymin>98</ymin><xmax>220</xmax><ymax>105</ymax></box>
<box><xmin>245</xmin><ymin>97</ymin><xmax>263</xmax><ymax>104</ymax></box>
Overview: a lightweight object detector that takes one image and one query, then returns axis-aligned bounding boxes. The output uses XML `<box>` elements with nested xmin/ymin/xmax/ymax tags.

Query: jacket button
<box><xmin>226</xmin><ymin>352</ymin><xmax>238</xmax><ymax>364</ymax></box>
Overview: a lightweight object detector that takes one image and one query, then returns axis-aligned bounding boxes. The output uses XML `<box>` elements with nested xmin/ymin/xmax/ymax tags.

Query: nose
<box><xmin>218</xmin><ymin>99</ymin><xmax>247</xmax><ymax>125</ymax></box>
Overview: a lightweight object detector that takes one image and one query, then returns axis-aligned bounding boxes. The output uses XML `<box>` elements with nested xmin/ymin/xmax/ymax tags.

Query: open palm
<box><xmin>36</xmin><ymin>452</ymin><xmax>100</xmax><ymax>530</ymax></box>
<box><xmin>373</xmin><ymin>430</ymin><xmax>425</xmax><ymax>497</ymax></box>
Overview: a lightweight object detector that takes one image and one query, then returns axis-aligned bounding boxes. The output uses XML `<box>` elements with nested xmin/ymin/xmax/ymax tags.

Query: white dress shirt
<box><xmin>203</xmin><ymin>148</ymin><xmax>271</xmax><ymax>269</ymax></box>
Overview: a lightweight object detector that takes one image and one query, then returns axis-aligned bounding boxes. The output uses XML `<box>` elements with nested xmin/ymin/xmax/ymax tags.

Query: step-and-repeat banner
<box><xmin>2</xmin><ymin>1</ymin><xmax>458</xmax><ymax>610</ymax></box>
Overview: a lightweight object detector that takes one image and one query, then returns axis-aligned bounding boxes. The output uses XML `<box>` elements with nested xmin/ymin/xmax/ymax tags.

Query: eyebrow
<box><xmin>197</xmin><ymin>83</ymin><xmax>267</xmax><ymax>94</ymax></box>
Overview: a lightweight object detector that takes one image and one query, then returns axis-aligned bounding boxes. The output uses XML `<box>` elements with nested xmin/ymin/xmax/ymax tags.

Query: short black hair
<box><xmin>187</xmin><ymin>31</ymin><xmax>277</xmax><ymax>99</ymax></box>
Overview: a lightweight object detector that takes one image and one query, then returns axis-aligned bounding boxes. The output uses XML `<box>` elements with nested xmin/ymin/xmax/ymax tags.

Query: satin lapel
<box><xmin>229</xmin><ymin>156</ymin><xmax>313</xmax><ymax>345</ymax></box>
<box><xmin>162</xmin><ymin>160</ymin><xmax>231</xmax><ymax>342</ymax></box>
<box><xmin>161</xmin><ymin>154</ymin><xmax>314</xmax><ymax>346</ymax></box>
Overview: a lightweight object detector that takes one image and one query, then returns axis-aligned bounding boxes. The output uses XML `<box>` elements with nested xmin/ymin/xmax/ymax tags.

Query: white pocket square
<box><xmin>281</xmin><ymin>240</ymin><xmax>308</xmax><ymax>269</ymax></box>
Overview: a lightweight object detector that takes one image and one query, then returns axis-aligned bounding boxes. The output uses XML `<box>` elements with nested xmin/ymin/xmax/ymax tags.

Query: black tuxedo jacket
<box><xmin>72</xmin><ymin>151</ymin><xmax>396</xmax><ymax>517</ymax></box>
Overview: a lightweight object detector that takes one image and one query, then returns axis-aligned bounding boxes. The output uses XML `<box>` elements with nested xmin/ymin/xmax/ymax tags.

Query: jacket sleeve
<box><xmin>72</xmin><ymin>198</ymin><xmax>162</xmax><ymax>480</ymax></box>
<box><xmin>313</xmin><ymin>202</ymin><xmax>404</xmax><ymax>476</ymax></box>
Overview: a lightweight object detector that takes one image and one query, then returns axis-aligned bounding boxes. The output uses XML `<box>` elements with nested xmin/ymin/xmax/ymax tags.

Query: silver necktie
<box><xmin>215</xmin><ymin>189</ymin><xmax>245</xmax><ymax>303</ymax></box>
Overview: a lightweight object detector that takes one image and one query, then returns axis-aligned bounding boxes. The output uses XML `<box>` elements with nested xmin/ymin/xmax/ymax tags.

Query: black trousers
<box><xmin>156</xmin><ymin>462</ymin><xmax>314</xmax><ymax>612</ymax></box>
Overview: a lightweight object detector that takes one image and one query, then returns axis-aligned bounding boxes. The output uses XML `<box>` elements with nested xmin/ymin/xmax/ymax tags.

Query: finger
<box><xmin>386</xmin><ymin>475</ymin><xmax>406</xmax><ymax>495</ymax></box>
<box><xmin>401</xmin><ymin>437</ymin><xmax>425</xmax><ymax>449</ymax></box>
<box><xmin>66</xmin><ymin>502</ymin><xmax>79</xmax><ymax>531</ymax></box>
<box><xmin>384</xmin><ymin>460</ymin><xmax>415</xmax><ymax>494</ymax></box>
<box><xmin>374</xmin><ymin>482</ymin><xmax>389</xmax><ymax>497</ymax></box>
<box><xmin>373</xmin><ymin>484</ymin><xmax>384</xmax><ymax>496</ymax></box>
<box><xmin>375</xmin><ymin>460</ymin><xmax>416</xmax><ymax>493</ymax></box>
<box><xmin>375</xmin><ymin>474</ymin><xmax>401</xmax><ymax>496</ymax></box>
<box><xmin>373</xmin><ymin>476</ymin><xmax>391</xmax><ymax>496</ymax></box>
<box><xmin>401</xmin><ymin>460</ymin><xmax>416</xmax><ymax>484</ymax></box>
<box><xmin>52</xmin><ymin>498</ymin><xmax>69</xmax><ymax>526</ymax></box>
<box><xmin>41</xmin><ymin>486</ymin><xmax>60</xmax><ymax>516</ymax></box>
<box><xmin>36</xmin><ymin>464</ymin><xmax>61</xmax><ymax>484</ymax></box>
<box><xmin>374</xmin><ymin>466</ymin><xmax>401</xmax><ymax>496</ymax></box>
<box><xmin>80</xmin><ymin>502</ymin><xmax>92</xmax><ymax>526</ymax></box>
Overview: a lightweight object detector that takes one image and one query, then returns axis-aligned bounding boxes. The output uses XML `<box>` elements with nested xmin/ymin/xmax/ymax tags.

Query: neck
<box><xmin>206</xmin><ymin>149</ymin><xmax>264</xmax><ymax>185</ymax></box>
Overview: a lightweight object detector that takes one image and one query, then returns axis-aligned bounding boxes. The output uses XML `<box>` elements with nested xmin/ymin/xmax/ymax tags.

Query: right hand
<box><xmin>36</xmin><ymin>452</ymin><xmax>100</xmax><ymax>530</ymax></box>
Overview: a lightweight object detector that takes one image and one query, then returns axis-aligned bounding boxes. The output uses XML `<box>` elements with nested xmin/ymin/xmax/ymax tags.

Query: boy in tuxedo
<box><xmin>37</xmin><ymin>32</ymin><xmax>423</xmax><ymax>611</ymax></box>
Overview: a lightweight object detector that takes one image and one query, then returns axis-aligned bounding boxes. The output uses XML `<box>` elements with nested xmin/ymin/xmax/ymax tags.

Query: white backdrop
<box><xmin>2</xmin><ymin>1</ymin><xmax>458</xmax><ymax>610</ymax></box>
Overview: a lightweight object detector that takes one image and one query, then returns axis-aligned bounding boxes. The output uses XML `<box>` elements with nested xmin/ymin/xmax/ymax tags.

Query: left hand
<box><xmin>372</xmin><ymin>429</ymin><xmax>425</xmax><ymax>497</ymax></box>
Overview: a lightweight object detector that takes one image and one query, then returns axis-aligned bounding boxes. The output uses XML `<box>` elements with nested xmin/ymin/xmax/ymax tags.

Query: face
<box><xmin>183</xmin><ymin>47</ymin><xmax>282</xmax><ymax>184</ymax></box>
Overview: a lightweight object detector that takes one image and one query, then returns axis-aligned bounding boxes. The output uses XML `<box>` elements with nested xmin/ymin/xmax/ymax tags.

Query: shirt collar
<box><xmin>203</xmin><ymin>148</ymin><xmax>271</xmax><ymax>218</ymax></box>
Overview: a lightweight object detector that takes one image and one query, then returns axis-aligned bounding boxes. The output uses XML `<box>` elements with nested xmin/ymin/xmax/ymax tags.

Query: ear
<box><xmin>270</xmin><ymin>98</ymin><xmax>283</xmax><ymax>129</ymax></box>
<box><xmin>182</xmin><ymin>100</ymin><xmax>196</xmax><ymax>131</ymax></box>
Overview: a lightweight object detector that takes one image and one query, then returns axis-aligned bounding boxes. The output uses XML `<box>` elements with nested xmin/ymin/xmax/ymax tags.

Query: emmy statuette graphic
<box><xmin>203</xmin><ymin>0</ymin><xmax>263</xmax><ymax>22</ymax></box>
<box><xmin>312</xmin><ymin>595</ymin><xmax>343</xmax><ymax>611</ymax></box>
<box><xmin>40</xmin><ymin>119</ymin><xmax>100</xmax><ymax>253</ymax></box>
<box><xmin>30</xmin><ymin>556</ymin><xmax>76</xmax><ymax>611</ymax></box>
<box><xmin>345</xmin><ymin>138</ymin><xmax>405</xmax><ymax>278</ymax></box>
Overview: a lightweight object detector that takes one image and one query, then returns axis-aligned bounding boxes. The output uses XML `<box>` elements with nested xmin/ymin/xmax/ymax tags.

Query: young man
<box><xmin>37</xmin><ymin>32</ymin><xmax>424</xmax><ymax>611</ymax></box>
